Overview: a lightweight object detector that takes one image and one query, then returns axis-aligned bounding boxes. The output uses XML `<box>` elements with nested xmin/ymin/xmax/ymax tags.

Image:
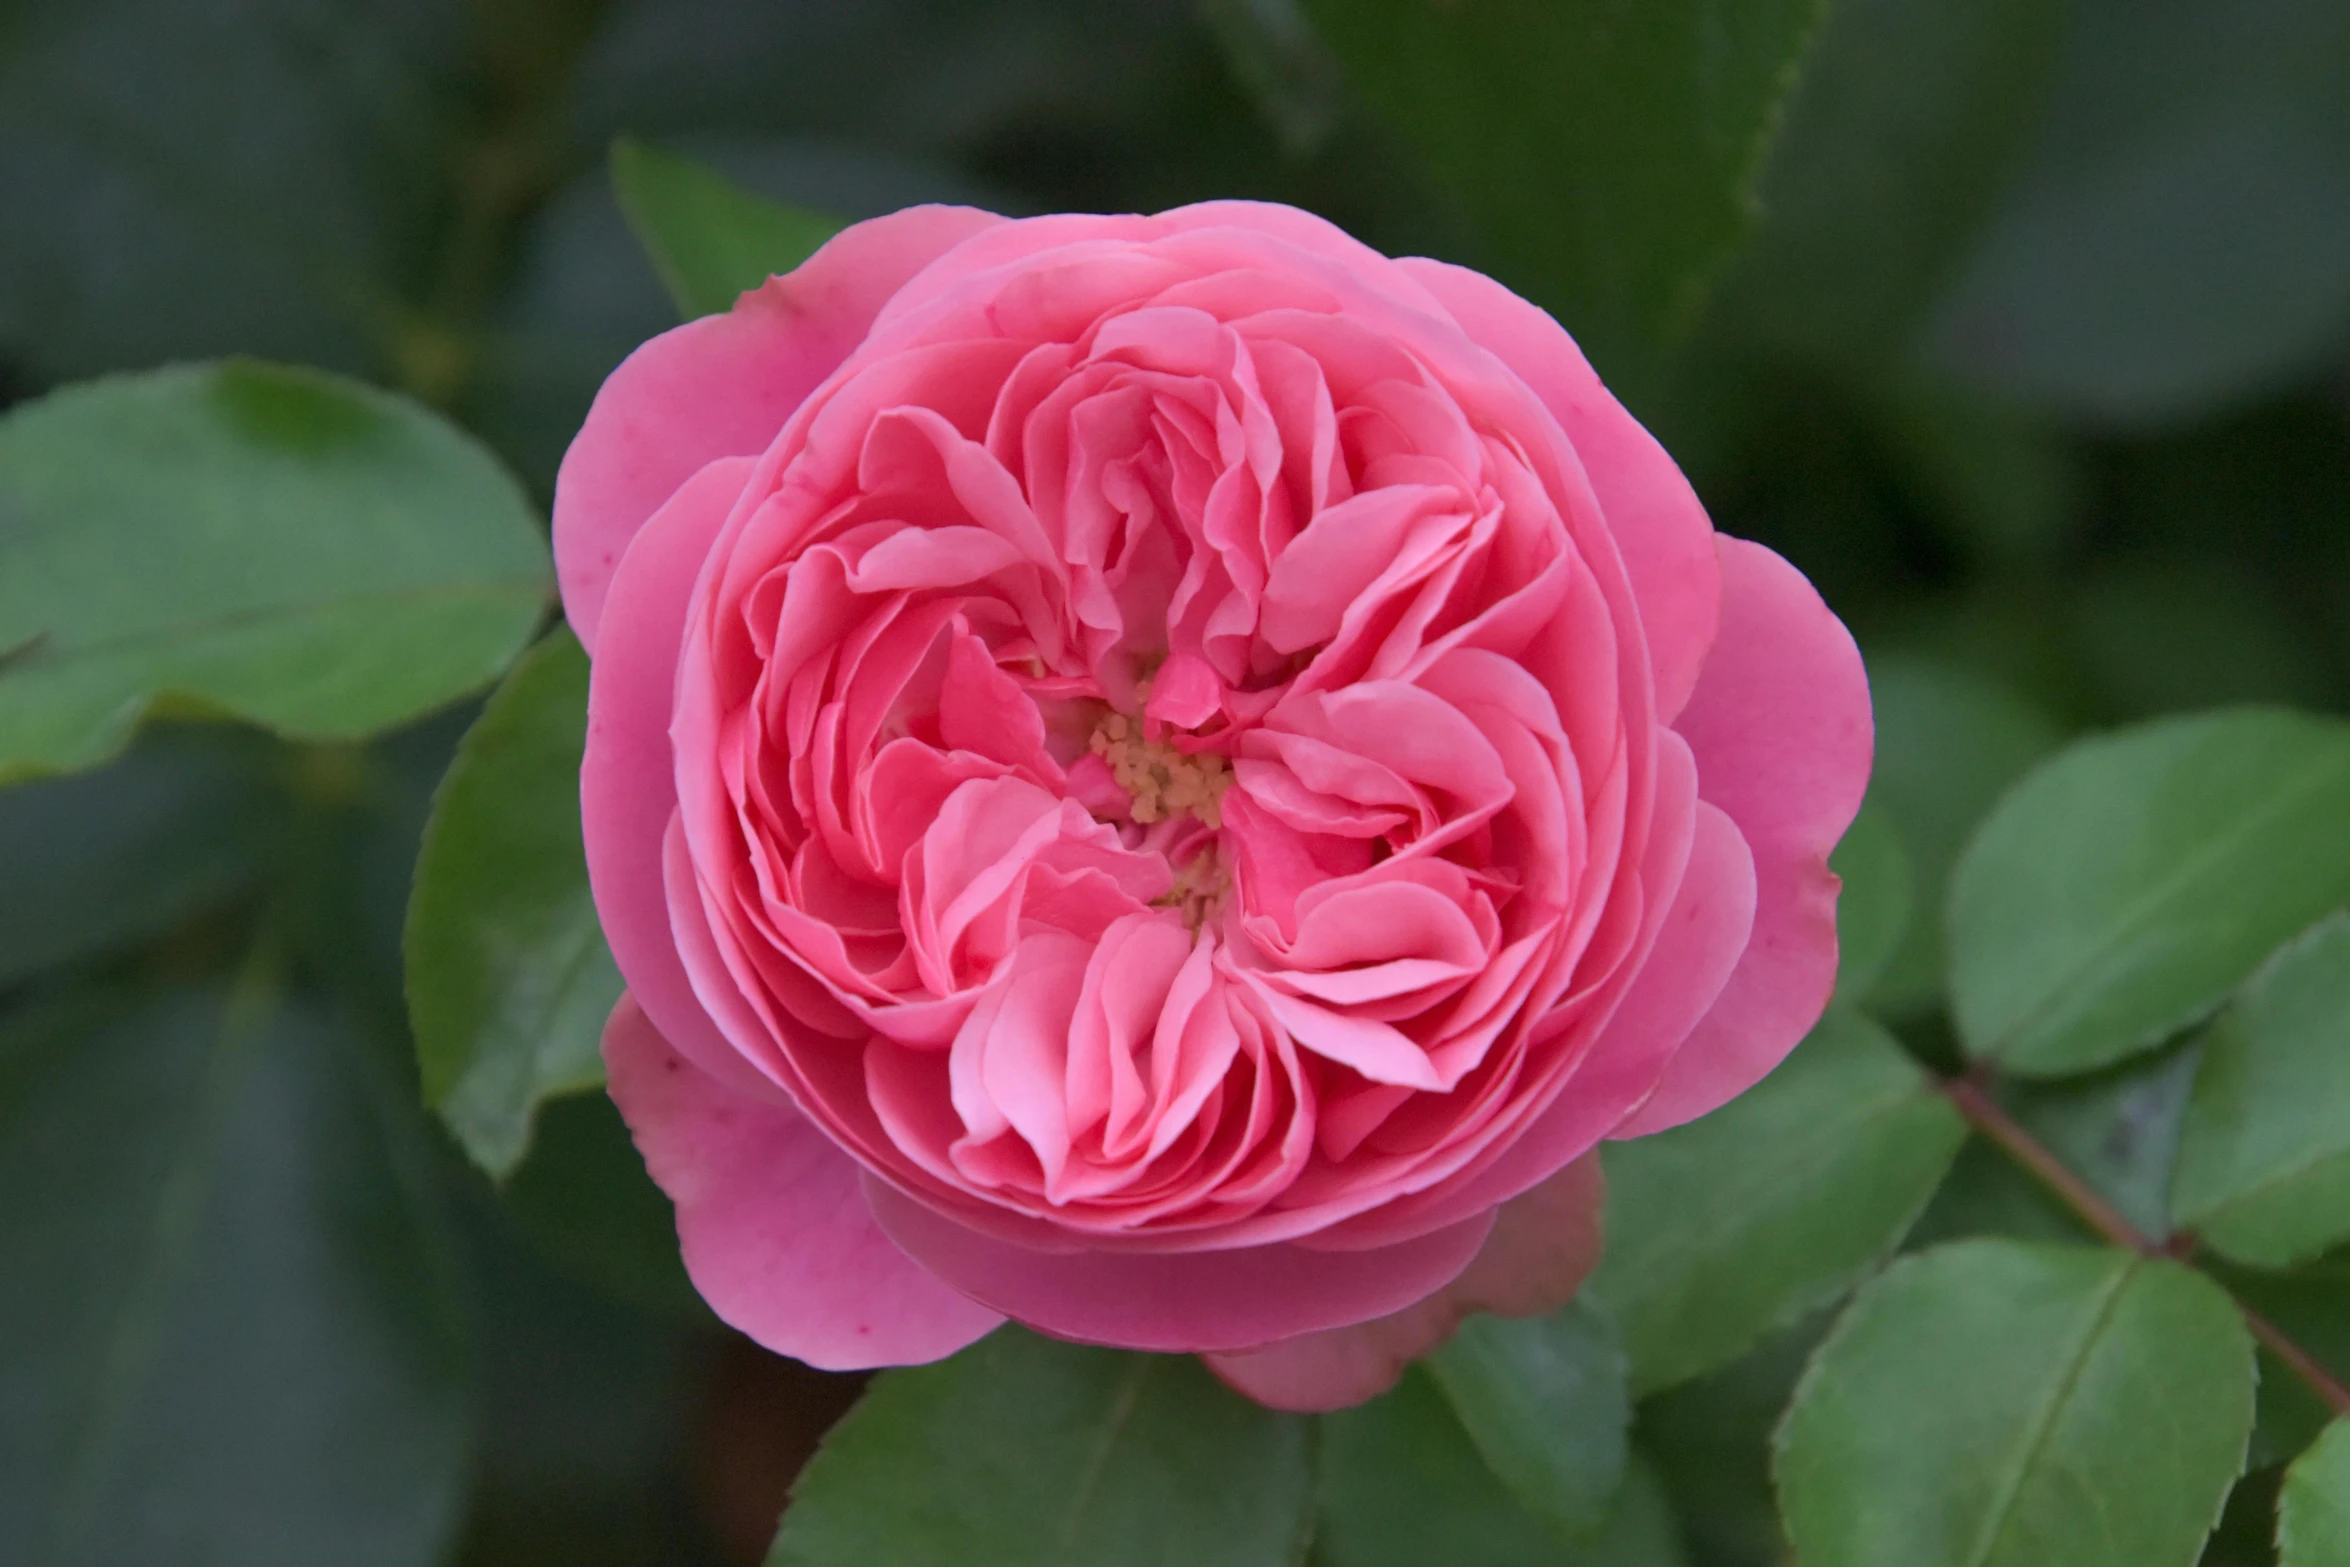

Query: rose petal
<box><xmin>603</xmin><ymin>993</ymin><xmax>1002</xmax><ymax>1369</ymax></box>
<box><xmin>1145</xmin><ymin>650</ymin><xmax>1224</xmax><ymax>729</ymax></box>
<box><xmin>1397</xmin><ymin>255</ymin><xmax>1721</xmax><ymax>722</ymax></box>
<box><xmin>1290</xmin><ymin>754</ymin><xmax>1751</xmax><ymax>1251</ymax></box>
<box><xmin>1202</xmin><ymin>1152</ymin><xmax>1604</xmax><ymax>1410</ymax></box>
<box><xmin>1616</xmin><ymin>537</ymin><xmax>1872</xmax><ymax>1135</ymax></box>
<box><xmin>582</xmin><ymin>454</ymin><xmax>780</xmax><ymax>1101</ymax></box>
<box><xmin>862</xmin><ymin>1176</ymin><xmax>1494</xmax><ymax>1353</ymax></box>
<box><xmin>555</xmin><ymin>204</ymin><xmax>1006</xmax><ymax>650</ymax></box>
<box><xmin>570</xmin><ymin>201</ymin><xmax>1873</xmax><ymax>1370</ymax></box>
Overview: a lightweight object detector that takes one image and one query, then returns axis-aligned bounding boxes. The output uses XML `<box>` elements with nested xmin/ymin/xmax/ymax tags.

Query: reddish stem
<box><xmin>1939</xmin><ymin>1072</ymin><xmax>2350</xmax><ymax>1420</ymax></box>
<box><xmin>2240</xmin><ymin>1304</ymin><xmax>2350</xmax><ymax>1420</ymax></box>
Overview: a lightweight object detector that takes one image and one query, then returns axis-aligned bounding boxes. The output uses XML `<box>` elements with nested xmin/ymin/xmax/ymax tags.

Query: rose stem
<box><xmin>1939</xmin><ymin>1071</ymin><xmax>2350</xmax><ymax>1419</ymax></box>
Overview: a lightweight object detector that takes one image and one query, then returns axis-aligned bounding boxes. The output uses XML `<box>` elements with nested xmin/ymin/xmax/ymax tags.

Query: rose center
<box><xmin>1158</xmin><ymin>839</ymin><xmax>1232</xmax><ymax>931</ymax></box>
<box><xmin>1085</xmin><ymin>711</ymin><xmax>1233</xmax><ymax>829</ymax></box>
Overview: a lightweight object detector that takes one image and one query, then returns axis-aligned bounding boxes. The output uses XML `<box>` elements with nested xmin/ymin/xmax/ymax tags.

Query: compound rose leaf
<box><xmin>2207</xmin><ymin>1256</ymin><xmax>2350</xmax><ymax>1474</ymax></box>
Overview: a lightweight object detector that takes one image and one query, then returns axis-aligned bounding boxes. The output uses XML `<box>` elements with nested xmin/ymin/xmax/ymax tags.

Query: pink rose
<box><xmin>558</xmin><ymin>201</ymin><xmax>1870</xmax><ymax>1410</ymax></box>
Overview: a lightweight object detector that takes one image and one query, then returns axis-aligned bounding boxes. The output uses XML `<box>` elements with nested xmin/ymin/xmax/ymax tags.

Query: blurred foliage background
<box><xmin>1</xmin><ymin>0</ymin><xmax>2345</xmax><ymax>1563</ymax></box>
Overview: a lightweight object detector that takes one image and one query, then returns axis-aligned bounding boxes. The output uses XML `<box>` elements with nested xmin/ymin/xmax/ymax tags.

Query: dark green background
<box><xmin>2</xmin><ymin>0</ymin><xmax>2346</xmax><ymax>1563</ymax></box>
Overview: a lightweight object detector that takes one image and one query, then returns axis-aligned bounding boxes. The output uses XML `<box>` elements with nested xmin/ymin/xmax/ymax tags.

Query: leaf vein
<box><xmin>0</xmin><ymin>577</ymin><xmax>549</xmax><ymax>682</ymax></box>
<box><xmin>1990</xmin><ymin>749</ymin><xmax>2347</xmax><ymax>1060</ymax></box>
<box><xmin>1962</xmin><ymin>1260</ymin><xmax>2138</xmax><ymax>1567</ymax></box>
<box><xmin>1060</xmin><ymin>1356</ymin><xmax>1153</xmax><ymax>1552</ymax></box>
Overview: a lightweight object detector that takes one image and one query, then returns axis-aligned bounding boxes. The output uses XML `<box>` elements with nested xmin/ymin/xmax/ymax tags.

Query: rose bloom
<box><xmin>558</xmin><ymin>201</ymin><xmax>1870</xmax><ymax>1411</ymax></box>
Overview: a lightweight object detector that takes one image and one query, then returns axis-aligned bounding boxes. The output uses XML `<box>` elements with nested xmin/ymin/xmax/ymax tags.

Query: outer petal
<box><xmin>555</xmin><ymin>204</ymin><xmax>1006</xmax><ymax>649</ymax></box>
<box><xmin>1203</xmin><ymin>1153</ymin><xmax>1604</xmax><ymax>1411</ymax></box>
<box><xmin>865</xmin><ymin>199</ymin><xmax>1458</xmax><ymax>337</ymax></box>
<box><xmin>862</xmin><ymin>1178</ymin><xmax>1495</xmax><ymax>1354</ymax></box>
<box><xmin>603</xmin><ymin>995</ymin><xmax>1003</xmax><ymax>1369</ymax></box>
<box><xmin>1616</xmin><ymin>538</ymin><xmax>1872</xmax><ymax>1136</ymax></box>
<box><xmin>581</xmin><ymin>454</ymin><xmax>778</xmax><ymax>1101</ymax></box>
<box><xmin>1397</xmin><ymin>256</ymin><xmax>1721</xmax><ymax>722</ymax></box>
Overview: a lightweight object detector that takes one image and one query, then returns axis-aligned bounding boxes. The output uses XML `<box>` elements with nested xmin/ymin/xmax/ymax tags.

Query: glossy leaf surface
<box><xmin>406</xmin><ymin>627</ymin><xmax>618</xmax><ymax>1177</ymax></box>
<box><xmin>0</xmin><ymin>362</ymin><xmax>550</xmax><ymax>780</ymax></box>
<box><xmin>1777</xmin><ymin>1240</ymin><xmax>2254</xmax><ymax>1567</ymax></box>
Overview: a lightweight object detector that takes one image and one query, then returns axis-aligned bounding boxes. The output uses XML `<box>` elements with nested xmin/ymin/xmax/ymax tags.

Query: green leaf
<box><xmin>1589</xmin><ymin>1010</ymin><xmax>1966</xmax><ymax>1395</ymax></box>
<box><xmin>2174</xmin><ymin>913</ymin><xmax>2350</xmax><ymax>1268</ymax></box>
<box><xmin>1775</xmin><ymin>1239</ymin><xmax>2255</xmax><ymax>1567</ymax></box>
<box><xmin>1720</xmin><ymin>0</ymin><xmax>2065</xmax><ymax>366</ymax></box>
<box><xmin>1948</xmin><ymin>709</ymin><xmax>2350</xmax><ymax>1077</ymax></box>
<box><xmin>405</xmin><ymin>627</ymin><xmax>619</xmax><ymax>1178</ymax></box>
<box><xmin>1319</xmin><ymin>1366</ymin><xmax>1686</xmax><ymax>1567</ymax></box>
<box><xmin>1905</xmin><ymin>1138</ymin><xmax>2091</xmax><ymax>1253</ymax></box>
<box><xmin>1425</xmin><ymin>1303</ymin><xmax>1629</xmax><ymax>1542</ymax></box>
<box><xmin>1909</xmin><ymin>1038</ymin><xmax>2204</xmax><ymax>1256</ymax></box>
<box><xmin>2213</xmin><ymin>1255</ymin><xmax>2350</xmax><ymax>1473</ymax></box>
<box><xmin>1299</xmin><ymin>0</ymin><xmax>1826</xmax><ymax>387</ymax></box>
<box><xmin>612</xmin><ymin>137</ymin><xmax>844</xmax><ymax>320</ymax></box>
<box><xmin>1907</xmin><ymin>1023</ymin><xmax>2203</xmax><ymax>1256</ymax></box>
<box><xmin>0</xmin><ymin>727</ymin><xmax>280</xmax><ymax>986</ymax></box>
<box><xmin>2281</xmin><ymin>1417</ymin><xmax>2350</xmax><ymax>1565</ymax></box>
<box><xmin>0</xmin><ymin>361</ymin><xmax>551</xmax><ymax>782</ymax></box>
<box><xmin>1861</xmin><ymin>654</ymin><xmax>2065</xmax><ymax>1017</ymax></box>
<box><xmin>1636</xmin><ymin>1318</ymin><xmax>1824</xmax><ymax>1567</ymax></box>
<box><xmin>768</xmin><ymin>1329</ymin><xmax>1310</xmax><ymax>1567</ymax></box>
<box><xmin>0</xmin><ymin>985</ymin><xmax>473</xmax><ymax>1564</ymax></box>
<box><xmin>1995</xmin><ymin>1041</ymin><xmax>2204</xmax><ymax>1242</ymax></box>
<box><xmin>1830</xmin><ymin>795</ymin><xmax>1912</xmax><ymax>1002</ymax></box>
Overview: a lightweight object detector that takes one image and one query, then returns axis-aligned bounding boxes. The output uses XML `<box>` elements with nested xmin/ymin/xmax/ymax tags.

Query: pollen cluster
<box><xmin>1086</xmin><ymin>711</ymin><xmax>1233</xmax><ymax>828</ymax></box>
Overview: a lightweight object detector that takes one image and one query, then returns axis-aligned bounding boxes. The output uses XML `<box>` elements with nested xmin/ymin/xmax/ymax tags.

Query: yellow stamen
<box><xmin>1087</xmin><ymin>712</ymin><xmax>1232</xmax><ymax>829</ymax></box>
<box><xmin>1158</xmin><ymin>843</ymin><xmax>1232</xmax><ymax>930</ymax></box>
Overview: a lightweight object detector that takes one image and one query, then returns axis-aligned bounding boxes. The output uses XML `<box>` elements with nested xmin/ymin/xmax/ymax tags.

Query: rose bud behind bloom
<box><xmin>559</xmin><ymin>202</ymin><xmax>1871</xmax><ymax>1411</ymax></box>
